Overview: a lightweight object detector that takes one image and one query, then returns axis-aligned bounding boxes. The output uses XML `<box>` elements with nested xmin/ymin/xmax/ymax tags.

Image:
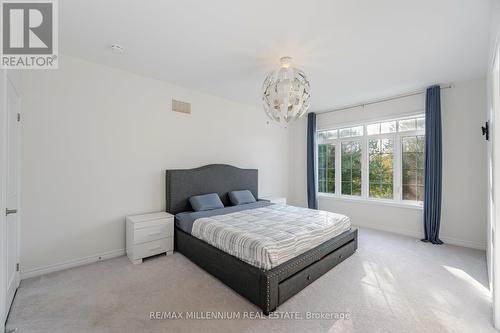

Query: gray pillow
<box><xmin>189</xmin><ymin>193</ymin><xmax>224</xmax><ymax>212</ymax></box>
<box><xmin>229</xmin><ymin>190</ymin><xmax>256</xmax><ymax>206</ymax></box>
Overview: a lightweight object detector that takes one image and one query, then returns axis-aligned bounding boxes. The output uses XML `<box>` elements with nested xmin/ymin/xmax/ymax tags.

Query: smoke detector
<box><xmin>110</xmin><ymin>44</ymin><xmax>124</xmax><ymax>54</ymax></box>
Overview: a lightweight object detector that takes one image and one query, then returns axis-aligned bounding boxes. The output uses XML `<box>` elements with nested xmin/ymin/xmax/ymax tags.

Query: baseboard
<box><xmin>439</xmin><ymin>236</ymin><xmax>486</xmax><ymax>251</ymax></box>
<box><xmin>353</xmin><ymin>223</ymin><xmax>486</xmax><ymax>251</ymax></box>
<box><xmin>19</xmin><ymin>224</ymin><xmax>485</xmax><ymax>280</ymax></box>
<box><xmin>20</xmin><ymin>248</ymin><xmax>125</xmax><ymax>280</ymax></box>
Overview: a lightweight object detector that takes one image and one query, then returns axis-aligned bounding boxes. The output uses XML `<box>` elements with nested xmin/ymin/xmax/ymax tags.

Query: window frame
<box><xmin>316</xmin><ymin>114</ymin><xmax>425</xmax><ymax>209</ymax></box>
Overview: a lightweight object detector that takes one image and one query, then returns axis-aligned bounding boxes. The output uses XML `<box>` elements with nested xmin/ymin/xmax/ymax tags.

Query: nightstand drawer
<box><xmin>133</xmin><ymin>223</ymin><xmax>173</xmax><ymax>244</ymax></box>
<box><xmin>134</xmin><ymin>218</ymin><xmax>172</xmax><ymax>230</ymax></box>
<box><xmin>131</xmin><ymin>237</ymin><xmax>173</xmax><ymax>260</ymax></box>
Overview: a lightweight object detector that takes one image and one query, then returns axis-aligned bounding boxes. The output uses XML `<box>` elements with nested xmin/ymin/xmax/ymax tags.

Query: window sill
<box><xmin>317</xmin><ymin>193</ymin><xmax>423</xmax><ymax>210</ymax></box>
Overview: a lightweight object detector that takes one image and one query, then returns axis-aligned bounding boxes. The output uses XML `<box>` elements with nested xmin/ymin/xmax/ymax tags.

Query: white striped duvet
<box><xmin>191</xmin><ymin>204</ymin><xmax>351</xmax><ymax>270</ymax></box>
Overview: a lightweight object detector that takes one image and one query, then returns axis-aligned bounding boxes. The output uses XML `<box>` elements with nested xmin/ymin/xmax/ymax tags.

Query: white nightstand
<box><xmin>126</xmin><ymin>212</ymin><xmax>174</xmax><ymax>264</ymax></box>
<box><xmin>261</xmin><ymin>196</ymin><xmax>287</xmax><ymax>205</ymax></box>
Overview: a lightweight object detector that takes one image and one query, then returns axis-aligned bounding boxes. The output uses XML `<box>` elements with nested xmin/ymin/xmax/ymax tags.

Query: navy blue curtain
<box><xmin>307</xmin><ymin>113</ymin><xmax>317</xmax><ymax>209</ymax></box>
<box><xmin>422</xmin><ymin>85</ymin><xmax>443</xmax><ymax>244</ymax></box>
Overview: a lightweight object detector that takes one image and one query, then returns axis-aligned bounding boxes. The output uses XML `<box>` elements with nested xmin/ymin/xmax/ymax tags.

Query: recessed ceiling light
<box><xmin>110</xmin><ymin>44</ymin><xmax>124</xmax><ymax>54</ymax></box>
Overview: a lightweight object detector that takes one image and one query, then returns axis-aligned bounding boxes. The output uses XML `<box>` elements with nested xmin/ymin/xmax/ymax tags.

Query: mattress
<box><xmin>175</xmin><ymin>201</ymin><xmax>273</xmax><ymax>234</ymax></box>
<box><xmin>190</xmin><ymin>204</ymin><xmax>351</xmax><ymax>270</ymax></box>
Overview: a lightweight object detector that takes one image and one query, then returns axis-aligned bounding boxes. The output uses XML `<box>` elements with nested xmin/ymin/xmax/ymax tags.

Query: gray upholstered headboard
<box><xmin>165</xmin><ymin>164</ymin><xmax>258</xmax><ymax>215</ymax></box>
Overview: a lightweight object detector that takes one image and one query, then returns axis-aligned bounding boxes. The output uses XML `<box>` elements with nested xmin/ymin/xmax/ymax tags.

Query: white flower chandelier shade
<box><xmin>262</xmin><ymin>56</ymin><xmax>311</xmax><ymax>124</ymax></box>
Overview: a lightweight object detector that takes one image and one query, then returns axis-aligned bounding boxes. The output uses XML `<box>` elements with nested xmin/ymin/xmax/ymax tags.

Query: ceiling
<box><xmin>60</xmin><ymin>0</ymin><xmax>492</xmax><ymax>112</ymax></box>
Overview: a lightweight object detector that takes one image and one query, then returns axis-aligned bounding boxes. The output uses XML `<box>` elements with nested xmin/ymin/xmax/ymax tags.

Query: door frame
<box><xmin>0</xmin><ymin>69</ymin><xmax>6</xmax><ymax>332</ymax></box>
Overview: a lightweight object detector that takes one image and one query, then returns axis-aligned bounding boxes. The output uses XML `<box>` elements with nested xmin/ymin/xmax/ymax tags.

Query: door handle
<box><xmin>5</xmin><ymin>209</ymin><xmax>17</xmax><ymax>216</ymax></box>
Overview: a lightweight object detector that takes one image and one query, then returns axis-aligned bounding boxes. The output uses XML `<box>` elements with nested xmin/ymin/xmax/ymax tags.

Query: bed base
<box><xmin>174</xmin><ymin>227</ymin><xmax>358</xmax><ymax>314</ymax></box>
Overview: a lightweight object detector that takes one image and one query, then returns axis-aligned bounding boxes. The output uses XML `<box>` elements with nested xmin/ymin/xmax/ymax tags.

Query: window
<box><xmin>399</xmin><ymin>117</ymin><xmax>425</xmax><ymax>132</ymax></box>
<box><xmin>318</xmin><ymin>144</ymin><xmax>335</xmax><ymax>193</ymax></box>
<box><xmin>339</xmin><ymin>126</ymin><xmax>363</xmax><ymax>138</ymax></box>
<box><xmin>317</xmin><ymin>115</ymin><xmax>425</xmax><ymax>206</ymax></box>
<box><xmin>341</xmin><ymin>141</ymin><xmax>362</xmax><ymax>196</ymax></box>
<box><xmin>402</xmin><ymin>136</ymin><xmax>425</xmax><ymax>201</ymax></box>
<box><xmin>366</xmin><ymin>121</ymin><xmax>396</xmax><ymax>135</ymax></box>
<box><xmin>318</xmin><ymin>129</ymin><xmax>337</xmax><ymax>141</ymax></box>
<box><xmin>368</xmin><ymin>138</ymin><xmax>393</xmax><ymax>199</ymax></box>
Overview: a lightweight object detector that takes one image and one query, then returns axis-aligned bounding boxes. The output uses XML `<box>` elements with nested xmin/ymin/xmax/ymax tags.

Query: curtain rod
<box><xmin>319</xmin><ymin>84</ymin><xmax>453</xmax><ymax>114</ymax></box>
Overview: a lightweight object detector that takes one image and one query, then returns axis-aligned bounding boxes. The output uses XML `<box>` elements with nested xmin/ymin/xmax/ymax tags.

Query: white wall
<box><xmin>288</xmin><ymin>78</ymin><xmax>487</xmax><ymax>249</ymax></box>
<box><xmin>20</xmin><ymin>55</ymin><xmax>289</xmax><ymax>277</ymax></box>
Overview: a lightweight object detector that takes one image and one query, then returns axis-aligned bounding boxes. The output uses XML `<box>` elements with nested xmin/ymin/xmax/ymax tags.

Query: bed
<box><xmin>166</xmin><ymin>164</ymin><xmax>358</xmax><ymax>314</ymax></box>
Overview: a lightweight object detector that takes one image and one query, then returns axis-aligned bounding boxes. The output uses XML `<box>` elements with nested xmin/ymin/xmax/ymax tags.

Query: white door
<box><xmin>491</xmin><ymin>41</ymin><xmax>500</xmax><ymax>329</ymax></box>
<box><xmin>489</xmin><ymin>50</ymin><xmax>497</xmax><ymax>316</ymax></box>
<box><xmin>5</xmin><ymin>77</ymin><xmax>20</xmax><ymax>318</ymax></box>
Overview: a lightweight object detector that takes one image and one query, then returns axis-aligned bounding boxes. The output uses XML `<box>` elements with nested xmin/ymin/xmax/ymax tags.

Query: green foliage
<box><xmin>317</xmin><ymin>120</ymin><xmax>426</xmax><ymax>202</ymax></box>
<box><xmin>341</xmin><ymin>141</ymin><xmax>361</xmax><ymax>196</ymax></box>
<box><xmin>402</xmin><ymin>136</ymin><xmax>425</xmax><ymax>201</ymax></box>
<box><xmin>368</xmin><ymin>139</ymin><xmax>393</xmax><ymax>199</ymax></box>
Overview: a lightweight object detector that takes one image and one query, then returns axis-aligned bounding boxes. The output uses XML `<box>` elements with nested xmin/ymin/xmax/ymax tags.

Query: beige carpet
<box><xmin>6</xmin><ymin>228</ymin><xmax>495</xmax><ymax>333</ymax></box>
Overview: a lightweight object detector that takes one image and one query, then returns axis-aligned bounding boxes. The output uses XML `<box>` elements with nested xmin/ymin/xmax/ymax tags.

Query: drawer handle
<box><xmin>148</xmin><ymin>231</ymin><xmax>161</xmax><ymax>236</ymax></box>
<box><xmin>148</xmin><ymin>246</ymin><xmax>161</xmax><ymax>251</ymax></box>
<box><xmin>306</xmin><ymin>275</ymin><xmax>311</xmax><ymax>281</ymax></box>
<box><xmin>339</xmin><ymin>254</ymin><xmax>343</xmax><ymax>259</ymax></box>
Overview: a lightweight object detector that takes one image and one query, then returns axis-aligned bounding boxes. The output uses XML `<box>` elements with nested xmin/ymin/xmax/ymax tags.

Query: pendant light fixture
<box><xmin>262</xmin><ymin>56</ymin><xmax>311</xmax><ymax>124</ymax></box>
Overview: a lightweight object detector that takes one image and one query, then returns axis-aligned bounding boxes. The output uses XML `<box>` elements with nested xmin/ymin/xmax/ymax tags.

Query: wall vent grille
<box><xmin>172</xmin><ymin>99</ymin><xmax>191</xmax><ymax>114</ymax></box>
